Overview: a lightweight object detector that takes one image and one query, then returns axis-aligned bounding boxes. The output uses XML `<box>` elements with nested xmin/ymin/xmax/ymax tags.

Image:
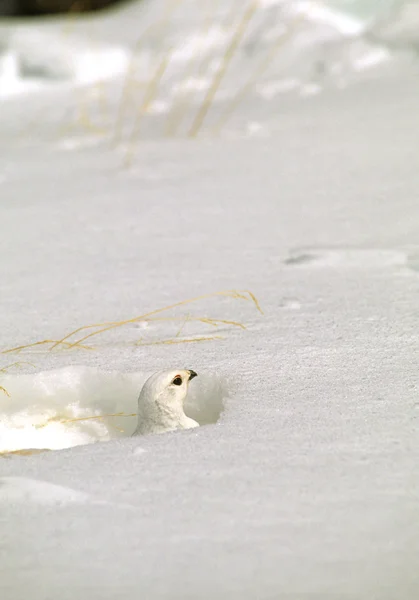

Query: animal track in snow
<box><xmin>406</xmin><ymin>252</ymin><xmax>419</xmax><ymax>273</ymax></box>
<box><xmin>284</xmin><ymin>247</ymin><xmax>407</xmax><ymax>269</ymax></box>
<box><xmin>0</xmin><ymin>476</ymin><xmax>136</xmax><ymax>509</ymax></box>
<box><xmin>0</xmin><ymin>476</ymin><xmax>91</xmax><ymax>505</ymax></box>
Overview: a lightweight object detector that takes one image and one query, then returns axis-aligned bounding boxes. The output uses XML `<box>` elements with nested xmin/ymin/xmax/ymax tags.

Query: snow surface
<box><xmin>1</xmin><ymin>0</ymin><xmax>419</xmax><ymax>598</ymax></box>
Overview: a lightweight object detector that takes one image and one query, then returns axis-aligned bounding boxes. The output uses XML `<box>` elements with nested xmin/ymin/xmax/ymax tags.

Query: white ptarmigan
<box><xmin>133</xmin><ymin>369</ymin><xmax>198</xmax><ymax>435</ymax></box>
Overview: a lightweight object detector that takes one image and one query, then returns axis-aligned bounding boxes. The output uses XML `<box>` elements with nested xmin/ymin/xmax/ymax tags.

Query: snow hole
<box><xmin>0</xmin><ymin>367</ymin><xmax>226</xmax><ymax>453</ymax></box>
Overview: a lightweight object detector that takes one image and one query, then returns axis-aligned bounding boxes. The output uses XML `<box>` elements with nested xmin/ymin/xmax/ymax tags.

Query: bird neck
<box><xmin>155</xmin><ymin>395</ymin><xmax>187</xmax><ymax>425</ymax></box>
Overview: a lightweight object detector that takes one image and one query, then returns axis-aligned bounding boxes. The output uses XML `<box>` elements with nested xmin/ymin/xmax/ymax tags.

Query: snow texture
<box><xmin>1</xmin><ymin>0</ymin><xmax>419</xmax><ymax>598</ymax></box>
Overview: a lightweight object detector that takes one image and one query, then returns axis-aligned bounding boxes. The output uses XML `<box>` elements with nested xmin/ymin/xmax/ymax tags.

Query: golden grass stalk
<box><xmin>0</xmin><ymin>448</ymin><xmax>51</xmax><ymax>458</ymax></box>
<box><xmin>212</xmin><ymin>10</ymin><xmax>307</xmax><ymax>134</ymax></box>
<box><xmin>123</xmin><ymin>52</ymin><xmax>173</xmax><ymax>166</ymax></box>
<box><xmin>188</xmin><ymin>0</ymin><xmax>259</xmax><ymax>138</ymax></box>
<box><xmin>1</xmin><ymin>290</ymin><xmax>262</xmax><ymax>355</ymax></box>
<box><xmin>137</xmin><ymin>335</ymin><xmax>223</xmax><ymax>346</ymax></box>
<box><xmin>2</xmin><ymin>340</ymin><xmax>93</xmax><ymax>355</ymax></box>
<box><xmin>165</xmin><ymin>0</ymin><xmax>243</xmax><ymax>137</ymax></box>
<box><xmin>123</xmin><ymin>0</ymin><xmax>187</xmax><ymax>165</ymax></box>
<box><xmin>0</xmin><ymin>362</ymin><xmax>38</xmax><ymax>398</ymax></box>
<box><xmin>164</xmin><ymin>0</ymin><xmax>219</xmax><ymax>137</ymax></box>
<box><xmin>62</xmin><ymin>412</ymin><xmax>137</xmax><ymax>424</ymax></box>
<box><xmin>174</xmin><ymin>313</ymin><xmax>191</xmax><ymax>337</ymax></box>
<box><xmin>59</xmin><ymin>93</ymin><xmax>107</xmax><ymax>139</ymax></box>
<box><xmin>59</xmin><ymin>17</ymin><xmax>113</xmax><ymax>139</ymax></box>
<box><xmin>51</xmin><ymin>289</ymin><xmax>261</xmax><ymax>350</ymax></box>
<box><xmin>143</xmin><ymin>315</ymin><xmax>246</xmax><ymax>330</ymax></box>
<box><xmin>113</xmin><ymin>0</ymin><xmax>183</xmax><ymax>147</ymax></box>
<box><xmin>62</xmin><ymin>412</ymin><xmax>136</xmax><ymax>434</ymax></box>
<box><xmin>0</xmin><ymin>361</ymin><xmax>36</xmax><ymax>373</ymax></box>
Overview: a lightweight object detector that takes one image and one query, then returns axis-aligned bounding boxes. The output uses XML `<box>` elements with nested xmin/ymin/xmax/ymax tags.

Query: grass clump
<box><xmin>2</xmin><ymin>289</ymin><xmax>262</xmax><ymax>355</ymax></box>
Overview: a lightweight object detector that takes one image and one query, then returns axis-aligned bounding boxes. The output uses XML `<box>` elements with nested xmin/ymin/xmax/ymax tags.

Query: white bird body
<box><xmin>133</xmin><ymin>369</ymin><xmax>198</xmax><ymax>436</ymax></box>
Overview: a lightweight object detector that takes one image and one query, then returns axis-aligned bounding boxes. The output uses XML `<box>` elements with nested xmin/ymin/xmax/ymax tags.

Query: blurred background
<box><xmin>0</xmin><ymin>0</ymin><xmax>409</xmax><ymax>19</ymax></box>
<box><xmin>0</xmin><ymin>0</ymin><xmax>122</xmax><ymax>15</ymax></box>
<box><xmin>0</xmin><ymin>0</ymin><xmax>418</xmax><ymax>148</ymax></box>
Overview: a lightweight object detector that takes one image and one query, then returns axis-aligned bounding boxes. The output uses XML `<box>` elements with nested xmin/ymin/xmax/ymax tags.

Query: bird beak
<box><xmin>188</xmin><ymin>370</ymin><xmax>198</xmax><ymax>381</ymax></box>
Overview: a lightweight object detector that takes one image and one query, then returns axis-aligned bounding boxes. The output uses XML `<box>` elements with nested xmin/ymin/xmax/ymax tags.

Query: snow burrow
<box><xmin>0</xmin><ymin>367</ymin><xmax>226</xmax><ymax>452</ymax></box>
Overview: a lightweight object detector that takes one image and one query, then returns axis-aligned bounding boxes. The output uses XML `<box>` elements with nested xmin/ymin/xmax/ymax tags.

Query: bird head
<box><xmin>142</xmin><ymin>369</ymin><xmax>197</xmax><ymax>407</ymax></box>
<box><xmin>135</xmin><ymin>369</ymin><xmax>198</xmax><ymax>434</ymax></box>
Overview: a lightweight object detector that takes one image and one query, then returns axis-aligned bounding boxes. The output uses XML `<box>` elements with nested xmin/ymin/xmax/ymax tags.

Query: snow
<box><xmin>0</xmin><ymin>30</ymin><xmax>129</xmax><ymax>98</ymax></box>
<box><xmin>1</xmin><ymin>0</ymin><xmax>419</xmax><ymax>598</ymax></box>
<box><xmin>0</xmin><ymin>476</ymin><xmax>93</xmax><ymax>504</ymax></box>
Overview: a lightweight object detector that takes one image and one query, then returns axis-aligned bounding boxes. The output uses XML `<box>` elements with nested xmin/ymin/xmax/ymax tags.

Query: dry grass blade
<box><xmin>61</xmin><ymin>412</ymin><xmax>137</xmax><ymax>424</ymax></box>
<box><xmin>114</xmin><ymin>0</ymin><xmax>183</xmax><ymax>146</ymax></box>
<box><xmin>166</xmin><ymin>0</ymin><xmax>240</xmax><ymax>138</ymax></box>
<box><xmin>2</xmin><ymin>290</ymin><xmax>261</xmax><ymax>355</ymax></box>
<box><xmin>212</xmin><ymin>10</ymin><xmax>307</xmax><ymax>133</ymax></box>
<box><xmin>165</xmin><ymin>0</ymin><xmax>218</xmax><ymax>137</ymax></box>
<box><xmin>60</xmin><ymin>65</ymin><xmax>108</xmax><ymax>138</ymax></box>
<box><xmin>123</xmin><ymin>52</ymin><xmax>173</xmax><ymax>166</ymax></box>
<box><xmin>0</xmin><ymin>362</ymin><xmax>27</xmax><ymax>396</ymax></box>
<box><xmin>2</xmin><ymin>340</ymin><xmax>60</xmax><ymax>354</ymax></box>
<box><xmin>2</xmin><ymin>340</ymin><xmax>93</xmax><ymax>355</ymax></box>
<box><xmin>199</xmin><ymin>317</ymin><xmax>246</xmax><ymax>328</ymax></box>
<box><xmin>188</xmin><ymin>0</ymin><xmax>259</xmax><ymax>138</ymax></box>
<box><xmin>0</xmin><ymin>361</ymin><xmax>36</xmax><ymax>373</ymax></box>
<box><xmin>0</xmin><ymin>448</ymin><xmax>51</xmax><ymax>458</ymax></box>
<box><xmin>175</xmin><ymin>314</ymin><xmax>190</xmax><ymax>338</ymax></box>
<box><xmin>57</xmin><ymin>289</ymin><xmax>261</xmax><ymax>349</ymax></box>
<box><xmin>245</xmin><ymin>290</ymin><xmax>263</xmax><ymax>314</ymax></box>
<box><xmin>137</xmin><ymin>335</ymin><xmax>223</xmax><ymax>346</ymax></box>
<box><xmin>59</xmin><ymin>21</ymin><xmax>111</xmax><ymax>139</ymax></box>
<box><xmin>123</xmin><ymin>0</ymin><xmax>185</xmax><ymax>165</ymax></box>
<box><xmin>144</xmin><ymin>316</ymin><xmax>246</xmax><ymax>329</ymax></box>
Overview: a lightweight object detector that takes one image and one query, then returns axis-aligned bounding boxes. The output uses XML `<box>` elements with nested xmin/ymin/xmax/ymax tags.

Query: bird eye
<box><xmin>172</xmin><ymin>376</ymin><xmax>183</xmax><ymax>386</ymax></box>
